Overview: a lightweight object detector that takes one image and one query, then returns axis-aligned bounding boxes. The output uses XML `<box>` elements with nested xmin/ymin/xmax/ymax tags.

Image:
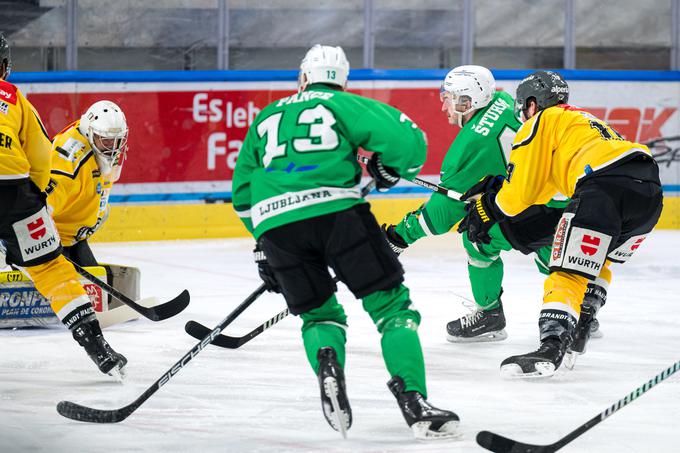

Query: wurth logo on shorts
<box><xmin>608</xmin><ymin>235</ymin><xmax>647</xmax><ymax>263</ymax></box>
<box><xmin>12</xmin><ymin>208</ymin><xmax>60</xmax><ymax>262</ymax></box>
<box><xmin>27</xmin><ymin>218</ymin><xmax>47</xmax><ymax>240</ymax></box>
<box><xmin>580</xmin><ymin>235</ymin><xmax>601</xmax><ymax>256</ymax></box>
<box><xmin>630</xmin><ymin>237</ymin><xmax>645</xmax><ymax>251</ymax></box>
<box><xmin>560</xmin><ymin>227</ymin><xmax>611</xmax><ymax>278</ymax></box>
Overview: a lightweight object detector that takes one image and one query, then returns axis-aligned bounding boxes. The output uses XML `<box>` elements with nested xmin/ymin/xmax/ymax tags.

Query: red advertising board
<box><xmin>26</xmin><ymin>85</ymin><xmax>677</xmax><ymax>184</ymax></box>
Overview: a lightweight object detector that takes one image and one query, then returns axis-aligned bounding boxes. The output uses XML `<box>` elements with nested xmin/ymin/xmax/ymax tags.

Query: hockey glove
<box><xmin>457</xmin><ymin>192</ymin><xmax>505</xmax><ymax>245</ymax></box>
<box><xmin>366</xmin><ymin>154</ymin><xmax>400</xmax><ymax>192</ymax></box>
<box><xmin>382</xmin><ymin>224</ymin><xmax>409</xmax><ymax>256</ymax></box>
<box><xmin>253</xmin><ymin>243</ymin><xmax>281</xmax><ymax>293</ymax></box>
<box><xmin>460</xmin><ymin>175</ymin><xmax>506</xmax><ymax>202</ymax></box>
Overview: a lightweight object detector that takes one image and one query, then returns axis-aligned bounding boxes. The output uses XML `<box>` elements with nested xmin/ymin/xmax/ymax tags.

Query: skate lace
<box><xmin>460</xmin><ymin>309</ymin><xmax>484</xmax><ymax>328</ymax></box>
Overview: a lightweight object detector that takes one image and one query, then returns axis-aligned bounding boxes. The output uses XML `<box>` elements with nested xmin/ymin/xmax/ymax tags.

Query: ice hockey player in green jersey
<box><xmin>232</xmin><ymin>44</ymin><xmax>459</xmax><ymax>439</ymax></box>
<box><xmin>382</xmin><ymin>65</ymin><xmax>570</xmax><ymax>343</ymax></box>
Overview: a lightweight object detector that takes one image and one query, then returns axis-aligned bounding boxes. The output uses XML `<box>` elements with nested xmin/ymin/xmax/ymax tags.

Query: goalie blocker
<box><xmin>0</xmin><ymin>264</ymin><xmax>143</xmax><ymax>329</ymax></box>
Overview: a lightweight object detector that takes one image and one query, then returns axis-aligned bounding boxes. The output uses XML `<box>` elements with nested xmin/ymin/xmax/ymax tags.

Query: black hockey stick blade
<box><xmin>476</xmin><ymin>430</ymin><xmax>554</xmax><ymax>453</ymax></box>
<box><xmin>57</xmin><ymin>400</ymin><xmax>136</xmax><ymax>424</ymax></box>
<box><xmin>67</xmin><ymin>258</ymin><xmax>190</xmax><ymax>321</ymax></box>
<box><xmin>185</xmin><ymin>308</ymin><xmax>289</xmax><ymax>348</ymax></box>
<box><xmin>57</xmin><ymin>283</ymin><xmax>267</xmax><ymax>423</ymax></box>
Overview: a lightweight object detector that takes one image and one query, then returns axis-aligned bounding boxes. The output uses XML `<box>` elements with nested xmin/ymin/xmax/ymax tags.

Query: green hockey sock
<box><xmin>362</xmin><ymin>284</ymin><xmax>427</xmax><ymax>397</ymax></box>
<box><xmin>300</xmin><ymin>294</ymin><xmax>347</xmax><ymax>374</ymax></box>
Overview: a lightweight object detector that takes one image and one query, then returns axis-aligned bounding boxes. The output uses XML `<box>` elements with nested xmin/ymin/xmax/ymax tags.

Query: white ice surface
<box><xmin>1</xmin><ymin>231</ymin><xmax>679</xmax><ymax>453</ymax></box>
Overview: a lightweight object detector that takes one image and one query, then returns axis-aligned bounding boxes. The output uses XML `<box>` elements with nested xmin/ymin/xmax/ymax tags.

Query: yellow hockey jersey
<box><xmin>46</xmin><ymin>121</ymin><xmax>114</xmax><ymax>246</ymax></box>
<box><xmin>496</xmin><ymin>104</ymin><xmax>651</xmax><ymax>217</ymax></box>
<box><xmin>0</xmin><ymin>79</ymin><xmax>52</xmax><ymax>190</ymax></box>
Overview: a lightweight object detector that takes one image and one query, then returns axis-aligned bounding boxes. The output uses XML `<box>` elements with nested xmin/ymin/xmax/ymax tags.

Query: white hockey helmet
<box><xmin>298</xmin><ymin>44</ymin><xmax>350</xmax><ymax>91</ymax></box>
<box><xmin>440</xmin><ymin>65</ymin><xmax>496</xmax><ymax>126</ymax></box>
<box><xmin>78</xmin><ymin>100</ymin><xmax>128</xmax><ymax>178</ymax></box>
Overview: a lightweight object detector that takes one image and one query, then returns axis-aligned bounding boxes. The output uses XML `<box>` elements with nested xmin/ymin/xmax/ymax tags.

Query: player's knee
<box><xmin>362</xmin><ymin>284</ymin><xmax>421</xmax><ymax>333</ymax></box>
<box><xmin>300</xmin><ymin>294</ymin><xmax>347</xmax><ymax>328</ymax></box>
<box><xmin>543</xmin><ymin>271</ymin><xmax>589</xmax><ymax>313</ymax></box>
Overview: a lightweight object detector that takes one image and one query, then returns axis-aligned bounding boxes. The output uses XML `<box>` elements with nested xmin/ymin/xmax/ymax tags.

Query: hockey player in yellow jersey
<box><xmin>458</xmin><ymin>71</ymin><xmax>663</xmax><ymax>378</ymax></box>
<box><xmin>0</xmin><ymin>33</ymin><xmax>126</xmax><ymax>377</ymax></box>
<box><xmin>47</xmin><ymin>100</ymin><xmax>128</xmax><ymax>267</ymax></box>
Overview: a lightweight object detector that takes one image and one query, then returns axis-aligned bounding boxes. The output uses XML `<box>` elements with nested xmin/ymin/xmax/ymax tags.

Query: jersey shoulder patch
<box><xmin>0</xmin><ymin>80</ymin><xmax>18</xmax><ymax>105</ymax></box>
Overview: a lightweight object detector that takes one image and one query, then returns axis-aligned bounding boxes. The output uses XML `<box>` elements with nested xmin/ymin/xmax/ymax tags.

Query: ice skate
<box><xmin>71</xmin><ymin>315</ymin><xmax>127</xmax><ymax>379</ymax></box>
<box><xmin>317</xmin><ymin>347</ymin><xmax>352</xmax><ymax>437</ymax></box>
<box><xmin>388</xmin><ymin>376</ymin><xmax>460</xmax><ymax>440</ymax></box>
<box><xmin>500</xmin><ymin>337</ymin><xmax>567</xmax><ymax>379</ymax></box>
<box><xmin>446</xmin><ymin>302</ymin><xmax>507</xmax><ymax>343</ymax></box>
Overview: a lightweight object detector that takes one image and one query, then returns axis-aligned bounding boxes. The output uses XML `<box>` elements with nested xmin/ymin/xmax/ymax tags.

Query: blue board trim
<box><xmin>9</xmin><ymin>68</ymin><xmax>680</xmax><ymax>84</ymax></box>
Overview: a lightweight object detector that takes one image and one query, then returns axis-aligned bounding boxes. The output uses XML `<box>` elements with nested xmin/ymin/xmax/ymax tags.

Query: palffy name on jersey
<box><xmin>472</xmin><ymin>97</ymin><xmax>511</xmax><ymax>137</ymax></box>
<box><xmin>276</xmin><ymin>90</ymin><xmax>335</xmax><ymax>107</ymax></box>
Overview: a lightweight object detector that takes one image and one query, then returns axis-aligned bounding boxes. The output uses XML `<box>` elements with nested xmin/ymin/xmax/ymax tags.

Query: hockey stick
<box><xmin>56</xmin><ymin>283</ymin><xmax>267</xmax><ymax>423</ymax></box>
<box><xmin>476</xmin><ymin>359</ymin><xmax>680</xmax><ymax>453</ymax></box>
<box><xmin>185</xmin><ymin>307</ymin><xmax>289</xmax><ymax>348</ymax></box>
<box><xmin>67</xmin><ymin>258</ymin><xmax>190</xmax><ymax>322</ymax></box>
<box><xmin>356</xmin><ymin>155</ymin><xmax>464</xmax><ymax>200</ymax></box>
<box><xmin>184</xmin><ymin>180</ymin><xmax>377</xmax><ymax>349</ymax></box>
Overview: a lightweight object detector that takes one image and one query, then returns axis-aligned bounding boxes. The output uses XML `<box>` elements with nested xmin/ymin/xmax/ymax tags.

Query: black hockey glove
<box><xmin>381</xmin><ymin>224</ymin><xmax>409</xmax><ymax>256</ymax></box>
<box><xmin>457</xmin><ymin>192</ymin><xmax>505</xmax><ymax>245</ymax></box>
<box><xmin>460</xmin><ymin>175</ymin><xmax>506</xmax><ymax>202</ymax></box>
<box><xmin>366</xmin><ymin>154</ymin><xmax>400</xmax><ymax>192</ymax></box>
<box><xmin>253</xmin><ymin>243</ymin><xmax>281</xmax><ymax>293</ymax></box>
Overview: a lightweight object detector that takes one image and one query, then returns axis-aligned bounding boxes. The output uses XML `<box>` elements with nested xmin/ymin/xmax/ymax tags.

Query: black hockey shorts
<box><xmin>0</xmin><ymin>180</ymin><xmax>62</xmax><ymax>267</ymax></box>
<box><xmin>500</xmin><ymin>204</ymin><xmax>564</xmax><ymax>255</ymax></box>
<box><xmin>258</xmin><ymin>203</ymin><xmax>405</xmax><ymax>315</ymax></box>
<box><xmin>549</xmin><ymin>156</ymin><xmax>663</xmax><ymax>279</ymax></box>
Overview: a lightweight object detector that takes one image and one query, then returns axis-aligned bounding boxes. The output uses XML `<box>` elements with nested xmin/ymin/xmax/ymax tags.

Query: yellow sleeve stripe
<box><xmin>50</xmin><ymin>150</ymin><xmax>94</xmax><ymax>180</ymax></box>
<box><xmin>511</xmin><ymin>110</ymin><xmax>544</xmax><ymax>151</ymax></box>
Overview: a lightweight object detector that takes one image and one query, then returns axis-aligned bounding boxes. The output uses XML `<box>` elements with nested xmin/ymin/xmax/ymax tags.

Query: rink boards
<box><xmin>12</xmin><ymin>69</ymin><xmax>680</xmax><ymax>240</ymax></box>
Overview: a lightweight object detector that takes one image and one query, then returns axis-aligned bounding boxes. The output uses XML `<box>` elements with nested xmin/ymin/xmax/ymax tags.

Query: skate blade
<box><xmin>323</xmin><ymin>377</ymin><xmax>349</xmax><ymax>438</ymax></box>
<box><xmin>590</xmin><ymin>329</ymin><xmax>604</xmax><ymax>339</ymax></box>
<box><xmin>411</xmin><ymin>420</ymin><xmax>461</xmax><ymax>440</ymax></box>
<box><xmin>446</xmin><ymin>329</ymin><xmax>508</xmax><ymax>343</ymax></box>
<box><xmin>563</xmin><ymin>351</ymin><xmax>578</xmax><ymax>370</ymax></box>
<box><xmin>107</xmin><ymin>362</ymin><xmax>127</xmax><ymax>383</ymax></box>
<box><xmin>500</xmin><ymin>362</ymin><xmax>556</xmax><ymax>379</ymax></box>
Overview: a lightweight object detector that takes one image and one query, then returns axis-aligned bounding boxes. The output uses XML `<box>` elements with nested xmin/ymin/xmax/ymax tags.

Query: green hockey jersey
<box><xmin>396</xmin><ymin>90</ymin><xmax>520</xmax><ymax>242</ymax></box>
<box><xmin>233</xmin><ymin>84</ymin><xmax>427</xmax><ymax>238</ymax></box>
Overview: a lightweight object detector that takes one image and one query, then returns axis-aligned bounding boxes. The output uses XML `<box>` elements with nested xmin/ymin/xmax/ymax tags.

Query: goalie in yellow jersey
<box><xmin>0</xmin><ymin>33</ymin><xmax>126</xmax><ymax>377</ymax></box>
<box><xmin>458</xmin><ymin>71</ymin><xmax>663</xmax><ymax>378</ymax></box>
<box><xmin>47</xmin><ymin>100</ymin><xmax>128</xmax><ymax>267</ymax></box>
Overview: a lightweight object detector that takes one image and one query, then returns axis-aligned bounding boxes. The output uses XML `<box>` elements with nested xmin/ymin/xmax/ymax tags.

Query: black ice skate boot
<box><xmin>317</xmin><ymin>347</ymin><xmax>352</xmax><ymax>437</ymax></box>
<box><xmin>388</xmin><ymin>376</ymin><xmax>459</xmax><ymax>440</ymax></box>
<box><xmin>446</xmin><ymin>301</ymin><xmax>507</xmax><ymax>343</ymax></box>
<box><xmin>563</xmin><ymin>283</ymin><xmax>607</xmax><ymax>369</ymax></box>
<box><xmin>500</xmin><ymin>336</ymin><xmax>569</xmax><ymax>379</ymax></box>
<box><xmin>71</xmin><ymin>314</ymin><xmax>127</xmax><ymax>378</ymax></box>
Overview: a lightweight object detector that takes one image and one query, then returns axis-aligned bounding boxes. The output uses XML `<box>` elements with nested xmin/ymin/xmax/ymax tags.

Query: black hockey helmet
<box><xmin>0</xmin><ymin>32</ymin><xmax>10</xmax><ymax>79</ymax></box>
<box><xmin>515</xmin><ymin>70</ymin><xmax>569</xmax><ymax>118</ymax></box>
